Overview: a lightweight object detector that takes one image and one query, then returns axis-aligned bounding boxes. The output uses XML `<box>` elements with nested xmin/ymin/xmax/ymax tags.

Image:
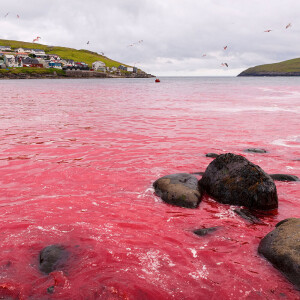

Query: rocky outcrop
<box><xmin>199</xmin><ymin>153</ymin><xmax>278</xmax><ymax>210</ymax></box>
<box><xmin>39</xmin><ymin>245</ymin><xmax>69</xmax><ymax>274</ymax></box>
<box><xmin>258</xmin><ymin>218</ymin><xmax>300</xmax><ymax>289</ymax></box>
<box><xmin>153</xmin><ymin>173</ymin><xmax>202</xmax><ymax>208</ymax></box>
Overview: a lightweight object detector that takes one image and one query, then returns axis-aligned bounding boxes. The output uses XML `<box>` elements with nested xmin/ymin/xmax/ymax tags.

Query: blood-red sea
<box><xmin>0</xmin><ymin>77</ymin><xmax>299</xmax><ymax>299</ymax></box>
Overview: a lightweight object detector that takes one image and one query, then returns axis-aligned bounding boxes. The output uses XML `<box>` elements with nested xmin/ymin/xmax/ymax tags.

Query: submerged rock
<box><xmin>153</xmin><ymin>173</ymin><xmax>202</xmax><ymax>208</ymax></box>
<box><xmin>39</xmin><ymin>245</ymin><xmax>69</xmax><ymax>274</ymax></box>
<box><xmin>199</xmin><ymin>153</ymin><xmax>278</xmax><ymax>210</ymax></box>
<box><xmin>258</xmin><ymin>218</ymin><xmax>300</xmax><ymax>289</ymax></box>
<box><xmin>193</xmin><ymin>227</ymin><xmax>219</xmax><ymax>236</ymax></box>
<box><xmin>269</xmin><ymin>174</ymin><xmax>299</xmax><ymax>182</ymax></box>
<box><xmin>244</xmin><ymin>148</ymin><xmax>267</xmax><ymax>153</ymax></box>
<box><xmin>234</xmin><ymin>208</ymin><xmax>264</xmax><ymax>224</ymax></box>
<box><xmin>205</xmin><ymin>153</ymin><xmax>219</xmax><ymax>158</ymax></box>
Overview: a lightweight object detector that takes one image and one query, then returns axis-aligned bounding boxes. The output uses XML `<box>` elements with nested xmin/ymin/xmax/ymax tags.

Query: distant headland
<box><xmin>238</xmin><ymin>57</ymin><xmax>300</xmax><ymax>76</ymax></box>
<box><xmin>0</xmin><ymin>39</ymin><xmax>154</xmax><ymax>79</ymax></box>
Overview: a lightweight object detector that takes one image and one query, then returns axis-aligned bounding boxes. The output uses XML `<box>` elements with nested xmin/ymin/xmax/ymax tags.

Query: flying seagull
<box><xmin>87</xmin><ymin>41</ymin><xmax>90</xmax><ymax>44</ymax></box>
<box><xmin>32</xmin><ymin>36</ymin><xmax>41</xmax><ymax>43</ymax></box>
<box><xmin>286</xmin><ymin>23</ymin><xmax>292</xmax><ymax>29</ymax></box>
<box><xmin>264</xmin><ymin>29</ymin><xmax>272</xmax><ymax>32</ymax></box>
<box><xmin>224</xmin><ymin>46</ymin><xmax>228</xmax><ymax>50</ymax></box>
<box><xmin>221</xmin><ymin>63</ymin><xmax>228</xmax><ymax>67</ymax></box>
<box><xmin>4</xmin><ymin>12</ymin><xmax>9</xmax><ymax>18</ymax></box>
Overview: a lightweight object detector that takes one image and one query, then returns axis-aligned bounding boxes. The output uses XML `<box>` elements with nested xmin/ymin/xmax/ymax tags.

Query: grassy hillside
<box><xmin>0</xmin><ymin>39</ymin><xmax>127</xmax><ymax>68</ymax></box>
<box><xmin>238</xmin><ymin>57</ymin><xmax>300</xmax><ymax>76</ymax></box>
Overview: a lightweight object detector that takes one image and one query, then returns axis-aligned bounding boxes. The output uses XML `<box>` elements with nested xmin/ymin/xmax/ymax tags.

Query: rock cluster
<box><xmin>154</xmin><ymin>153</ymin><xmax>278</xmax><ymax>211</ymax></box>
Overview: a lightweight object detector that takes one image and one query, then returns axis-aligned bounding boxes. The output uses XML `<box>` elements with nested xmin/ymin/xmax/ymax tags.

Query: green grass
<box><xmin>240</xmin><ymin>57</ymin><xmax>300</xmax><ymax>75</ymax></box>
<box><xmin>0</xmin><ymin>39</ymin><xmax>127</xmax><ymax>68</ymax></box>
<box><xmin>0</xmin><ymin>67</ymin><xmax>65</xmax><ymax>75</ymax></box>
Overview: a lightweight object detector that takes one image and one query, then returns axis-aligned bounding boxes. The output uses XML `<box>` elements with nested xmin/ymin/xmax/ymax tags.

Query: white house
<box><xmin>127</xmin><ymin>67</ymin><xmax>134</xmax><ymax>72</ymax></box>
<box><xmin>0</xmin><ymin>46</ymin><xmax>11</xmax><ymax>52</ymax></box>
<box><xmin>4</xmin><ymin>55</ymin><xmax>23</xmax><ymax>67</ymax></box>
<box><xmin>32</xmin><ymin>49</ymin><xmax>46</xmax><ymax>56</ymax></box>
<box><xmin>92</xmin><ymin>61</ymin><xmax>106</xmax><ymax>71</ymax></box>
<box><xmin>16</xmin><ymin>48</ymin><xmax>32</xmax><ymax>53</ymax></box>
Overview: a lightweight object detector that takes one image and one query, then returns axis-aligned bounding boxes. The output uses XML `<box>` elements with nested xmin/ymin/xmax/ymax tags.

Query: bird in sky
<box><xmin>87</xmin><ymin>41</ymin><xmax>90</xmax><ymax>44</ymax></box>
<box><xmin>127</xmin><ymin>40</ymin><xmax>144</xmax><ymax>47</ymax></box>
<box><xmin>286</xmin><ymin>23</ymin><xmax>292</xmax><ymax>29</ymax></box>
<box><xmin>264</xmin><ymin>30</ymin><xmax>272</xmax><ymax>32</ymax></box>
<box><xmin>17</xmin><ymin>14</ymin><xmax>20</xmax><ymax>18</ymax></box>
<box><xmin>32</xmin><ymin>36</ymin><xmax>41</xmax><ymax>43</ymax></box>
<box><xmin>221</xmin><ymin>63</ymin><xmax>228</xmax><ymax>67</ymax></box>
<box><xmin>4</xmin><ymin>12</ymin><xmax>9</xmax><ymax>18</ymax></box>
<box><xmin>224</xmin><ymin>46</ymin><xmax>228</xmax><ymax>50</ymax></box>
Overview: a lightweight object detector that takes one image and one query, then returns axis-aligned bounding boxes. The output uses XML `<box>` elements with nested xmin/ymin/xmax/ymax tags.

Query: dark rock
<box><xmin>199</xmin><ymin>153</ymin><xmax>278</xmax><ymax>210</ymax></box>
<box><xmin>47</xmin><ymin>286</ymin><xmax>55</xmax><ymax>294</ymax></box>
<box><xmin>205</xmin><ymin>153</ymin><xmax>219</xmax><ymax>158</ymax></box>
<box><xmin>39</xmin><ymin>245</ymin><xmax>69</xmax><ymax>274</ymax></box>
<box><xmin>193</xmin><ymin>227</ymin><xmax>218</xmax><ymax>236</ymax></box>
<box><xmin>153</xmin><ymin>173</ymin><xmax>202</xmax><ymax>208</ymax></box>
<box><xmin>270</xmin><ymin>174</ymin><xmax>299</xmax><ymax>182</ymax></box>
<box><xmin>234</xmin><ymin>208</ymin><xmax>264</xmax><ymax>224</ymax></box>
<box><xmin>191</xmin><ymin>172</ymin><xmax>205</xmax><ymax>175</ymax></box>
<box><xmin>244</xmin><ymin>148</ymin><xmax>267</xmax><ymax>153</ymax></box>
<box><xmin>258</xmin><ymin>218</ymin><xmax>300</xmax><ymax>289</ymax></box>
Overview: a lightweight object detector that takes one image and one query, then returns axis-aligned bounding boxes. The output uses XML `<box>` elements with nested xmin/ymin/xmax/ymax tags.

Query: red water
<box><xmin>0</xmin><ymin>77</ymin><xmax>299</xmax><ymax>299</ymax></box>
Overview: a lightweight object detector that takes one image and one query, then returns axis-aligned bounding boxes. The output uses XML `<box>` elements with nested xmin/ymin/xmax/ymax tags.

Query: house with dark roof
<box><xmin>21</xmin><ymin>57</ymin><xmax>43</xmax><ymax>68</ymax></box>
<box><xmin>0</xmin><ymin>46</ymin><xmax>12</xmax><ymax>52</ymax></box>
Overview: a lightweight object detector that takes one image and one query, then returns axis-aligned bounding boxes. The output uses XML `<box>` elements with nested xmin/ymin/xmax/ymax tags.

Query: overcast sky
<box><xmin>1</xmin><ymin>0</ymin><xmax>299</xmax><ymax>76</ymax></box>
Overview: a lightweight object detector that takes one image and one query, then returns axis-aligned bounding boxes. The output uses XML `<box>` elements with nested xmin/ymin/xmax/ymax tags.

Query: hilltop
<box><xmin>0</xmin><ymin>39</ymin><xmax>125</xmax><ymax>68</ymax></box>
<box><xmin>238</xmin><ymin>57</ymin><xmax>300</xmax><ymax>76</ymax></box>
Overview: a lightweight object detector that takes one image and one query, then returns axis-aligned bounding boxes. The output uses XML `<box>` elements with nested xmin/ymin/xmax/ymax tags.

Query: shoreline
<box><xmin>0</xmin><ymin>70</ymin><xmax>155</xmax><ymax>80</ymax></box>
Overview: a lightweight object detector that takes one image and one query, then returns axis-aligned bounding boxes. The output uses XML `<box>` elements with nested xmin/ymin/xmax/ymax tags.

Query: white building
<box><xmin>0</xmin><ymin>46</ymin><xmax>11</xmax><ymax>52</ymax></box>
<box><xmin>16</xmin><ymin>48</ymin><xmax>32</xmax><ymax>53</ymax></box>
<box><xmin>92</xmin><ymin>61</ymin><xmax>106</xmax><ymax>71</ymax></box>
<box><xmin>4</xmin><ymin>55</ymin><xmax>23</xmax><ymax>67</ymax></box>
<box><xmin>32</xmin><ymin>49</ymin><xmax>46</xmax><ymax>56</ymax></box>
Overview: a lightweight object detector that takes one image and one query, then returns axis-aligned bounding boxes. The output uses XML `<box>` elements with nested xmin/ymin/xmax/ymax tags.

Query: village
<box><xmin>0</xmin><ymin>45</ymin><xmax>138</xmax><ymax>75</ymax></box>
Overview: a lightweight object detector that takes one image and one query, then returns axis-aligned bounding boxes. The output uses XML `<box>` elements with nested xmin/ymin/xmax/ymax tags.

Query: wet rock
<box><xmin>191</xmin><ymin>172</ymin><xmax>204</xmax><ymax>175</ymax></box>
<box><xmin>153</xmin><ymin>173</ymin><xmax>202</xmax><ymax>208</ymax></box>
<box><xmin>244</xmin><ymin>148</ymin><xmax>267</xmax><ymax>153</ymax></box>
<box><xmin>39</xmin><ymin>245</ymin><xmax>69</xmax><ymax>274</ymax></box>
<box><xmin>47</xmin><ymin>286</ymin><xmax>55</xmax><ymax>294</ymax></box>
<box><xmin>199</xmin><ymin>153</ymin><xmax>278</xmax><ymax>210</ymax></box>
<box><xmin>234</xmin><ymin>208</ymin><xmax>264</xmax><ymax>224</ymax></box>
<box><xmin>258</xmin><ymin>218</ymin><xmax>300</xmax><ymax>289</ymax></box>
<box><xmin>193</xmin><ymin>227</ymin><xmax>218</xmax><ymax>236</ymax></box>
<box><xmin>269</xmin><ymin>174</ymin><xmax>299</xmax><ymax>182</ymax></box>
<box><xmin>205</xmin><ymin>153</ymin><xmax>219</xmax><ymax>158</ymax></box>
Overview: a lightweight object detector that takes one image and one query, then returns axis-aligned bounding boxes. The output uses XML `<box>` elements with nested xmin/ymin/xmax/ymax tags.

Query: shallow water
<box><xmin>0</xmin><ymin>77</ymin><xmax>299</xmax><ymax>299</ymax></box>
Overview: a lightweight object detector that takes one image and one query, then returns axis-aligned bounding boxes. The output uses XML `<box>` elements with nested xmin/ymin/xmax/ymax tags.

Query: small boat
<box><xmin>155</xmin><ymin>78</ymin><xmax>160</xmax><ymax>83</ymax></box>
